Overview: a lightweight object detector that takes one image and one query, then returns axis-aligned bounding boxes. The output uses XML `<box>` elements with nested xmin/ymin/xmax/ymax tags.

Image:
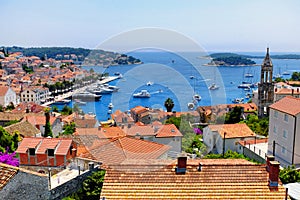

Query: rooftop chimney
<box><xmin>98</xmin><ymin>126</ymin><xmax>101</xmax><ymax>131</ymax></box>
<box><xmin>268</xmin><ymin>160</ymin><xmax>280</xmax><ymax>187</ymax></box>
<box><xmin>176</xmin><ymin>156</ymin><xmax>187</xmax><ymax>174</ymax></box>
<box><xmin>266</xmin><ymin>154</ymin><xmax>275</xmax><ymax>172</ymax></box>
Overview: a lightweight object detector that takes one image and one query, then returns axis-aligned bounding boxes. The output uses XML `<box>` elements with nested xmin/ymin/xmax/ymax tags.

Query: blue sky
<box><xmin>1</xmin><ymin>0</ymin><xmax>300</xmax><ymax>52</ymax></box>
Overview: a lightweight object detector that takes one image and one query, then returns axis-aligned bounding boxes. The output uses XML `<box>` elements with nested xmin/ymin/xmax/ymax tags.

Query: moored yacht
<box><xmin>72</xmin><ymin>92</ymin><xmax>101</xmax><ymax>101</ymax></box>
<box><xmin>208</xmin><ymin>83</ymin><xmax>219</xmax><ymax>90</ymax></box>
<box><xmin>133</xmin><ymin>90</ymin><xmax>151</xmax><ymax>98</ymax></box>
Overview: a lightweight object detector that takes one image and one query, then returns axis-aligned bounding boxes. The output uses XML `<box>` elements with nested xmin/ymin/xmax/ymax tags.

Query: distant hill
<box><xmin>4</xmin><ymin>46</ymin><xmax>142</xmax><ymax>66</ymax></box>
<box><xmin>210</xmin><ymin>52</ymin><xmax>300</xmax><ymax>60</ymax></box>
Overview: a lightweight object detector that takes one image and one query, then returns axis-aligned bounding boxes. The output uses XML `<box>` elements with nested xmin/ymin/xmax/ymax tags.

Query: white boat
<box><xmin>208</xmin><ymin>83</ymin><xmax>219</xmax><ymax>90</ymax></box>
<box><xmin>187</xmin><ymin>102</ymin><xmax>195</xmax><ymax>110</ymax></box>
<box><xmin>108</xmin><ymin>102</ymin><xmax>114</xmax><ymax>109</ymax></box>
<box><xmin>245</xmin><ymin>93</ymin><xmax>252</xmax><ymax>99</ymax></box>
<box><xmin>282</xmin><ymin>71</ymin><xmax>290</xmax><ymax>75</ymax></box>
<box><xmin>53</xmin><ymin>99</ymin><xmax>71</xmax><ymax>105</ymax></box>
<box><xmin>89</xmin><ymin>85</ymin><xmax>114</xmax><ymax>94</ymax></box>
<box><xmin>74</xmin><ymin>99</ymin><xmax>87</xmax><ymax>105</ymax></box>
<box><xmin>232</xmin><ymin>98</ymin><xmax>244</xmax><ymax>104</ymax></box>
<box><xmin>146</xmin><ymin>81</ymin><xmax>153</xmax><ymax>86</ymax></box>
<box><xmin>193</xmin><ymin>94</ymin><xmax>202</xmax><ymax>101</ymax></box>
<box><xmin>133</xmin><ymin>90</ymin><xmax>151</xmax><ymax>98</ymax></box>
<box><xmin>103</xmin><ymin>84</ymin><xmax>119</xmax><ymax>92</ymax></box>
<box><xmin>72</xmin><ymin>92</ymin><xmax>101</xmax><ymax>101</ymax></box>
<box><xmin>190</xmin><ymin>76</ymin><xmax>195</xmax><ymax>79</ymax></box>
<box><xmin>244</xmin><ymin>73</ymin><xmax>254</xmax><ymax>78</ymax></box>
<box><xmin>244</xmin><ymin>86</ymin><xmax>250</xmax><ymax>91</ymax></box>
<box><xmin>282</xmin><ymin>65</ymin><xmax>290</xmax><ymax>75</ymax></box>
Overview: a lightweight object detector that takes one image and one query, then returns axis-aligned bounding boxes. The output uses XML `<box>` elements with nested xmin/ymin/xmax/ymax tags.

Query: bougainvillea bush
<box><xmin>0</xmin><ymin>147</ymin><xmax>19</xmax><ymax>167</ymax></box>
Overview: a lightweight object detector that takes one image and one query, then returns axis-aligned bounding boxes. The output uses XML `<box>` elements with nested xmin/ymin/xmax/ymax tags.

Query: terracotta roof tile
<box><xmin>100</xmin><ymin>159</ymin><xmax>287</xmax><ymax>199</ymax></box>
<box><xmin>24</xmin><ymin>114</ymin><xmax>57</xmax><ymax>126</ymax></box>
<box><xmin>0</xmin><ymin>163</ymin><xmax>18</xmax><ymax>190</ymax></box>
<box><xmin>125</xmin><ymin>125</ymin><xmax>156</xmax><ymax>136</ymax></box>
<box><xmin>74</xmin><ymin>118</ymin><xmax>97</xmax><ymax>128</ymax></box>
<box><xmin>0</xmin><ymin>112</ymin><xmax>24</xmax><ymax>121</ymax></box>
<box><xmin>16</xmin><ymin>138</ymin><xmax>72</xmax><ymax>156</ymax></box>
<box><xmin>208</xmin><ymin>124</ymin><xmax>256</xmax><ymax>138</ymax></box>
<box><xmin>4</xmin><ymin>121</ymin><xmax>40</xmax><ymax>137</ymax></box>
<box><xmin>156</xmin><ymin>124</ymin><xmax>183</xmax><ymax>138</ymax></box>
<box><xmin>270</xmin><ymin>96</ymin><xmax>300</xmax><ymax>116</ymax></box>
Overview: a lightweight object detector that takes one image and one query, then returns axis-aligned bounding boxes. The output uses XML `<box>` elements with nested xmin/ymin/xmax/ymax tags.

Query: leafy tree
<box><xmin>61</xmin><ymin>105</ymin><xmax>73</xmax><ymax>115</ymax></box>
<box><xmin>164</xmin><ymin>98</ymin><xmax>174</xmax><ymax>112</ymax></box>
<box><xmin>89</xmin><ymin>68</ymin><xmax>95</xmax><ymax>73</ymax></box>
<box><xmin>62</xmin><ymin>122</ymin><xmax>76</xmax><ymax>135</ymax></box>
<box><xmin>204</xmin><ymin>150</ymin><xmax>260</xmax><ymax>163</ymax></box>
<box><xmin>52</xmin><ymin>106</ymin><xmax>59</xmax><ymax>113</ymax></box>
<box><xmin>225</xmin><ymin>106</ymin><xmax>242</xmax><ymax>124</ymax></box>
<box><xmin>290</xmin><ymin>72</ymin><xmax>300</xmax><ymax>81</ymax></box>
<box><xmin>44</xmin><ymin>108</ymin><xmax>53</xmax><ymax>138</ymax></box>
<box><xmin>0</xmin><ymin>126</ymin><xmax>20</xmax><ymax>152</ymax></box>
<box><xmin>244</xmin><ymin>115</ymin><xmax>269</xmax><ymax>136</ymax></box>
<box><xmin>6</xmin><ymin>102</ymin><xmax>15</xmax><ymax>110</ymax></box>
<box><xmin>0</xmin><ymin>105</ymin><xmax>4</xmax><ymax>112</ymax></box>
<box><xmin>279</xmin><ymin>165</ymin><xmax>300</xmax><ymax>184</ymax></box>
<box><xmin>63</xmin><ymin>170</ymin><xmax>106</xmax><ymax>200</ymax></box>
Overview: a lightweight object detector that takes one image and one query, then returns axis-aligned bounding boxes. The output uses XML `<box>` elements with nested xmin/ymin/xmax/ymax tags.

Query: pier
<box><xmin>42</xmin><ymin>76</ymin><xmax>120</xmax><ymax>107</ymax></box>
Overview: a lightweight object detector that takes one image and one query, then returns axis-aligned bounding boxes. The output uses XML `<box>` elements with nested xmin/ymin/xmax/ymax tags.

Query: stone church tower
<box><xmin>258</xmin><ymin>48</ymin><xmax>274</xmax><ymax>117</ymax></box>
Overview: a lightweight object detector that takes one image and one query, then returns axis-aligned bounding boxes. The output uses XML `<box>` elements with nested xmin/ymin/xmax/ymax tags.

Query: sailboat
<box><xmin>282</xmin><ymin>65</ymin><xmax>290</xmax><ymax>75</ymax></box>
<box><xmin>208</xmin><ymin>67</ymin><xmax>219</xmax><ymax>90</ymax></box>
<box><xmin>244</xmin><ymin>68</ymin><xmax>254</xmax><ymax>78</ymax></box>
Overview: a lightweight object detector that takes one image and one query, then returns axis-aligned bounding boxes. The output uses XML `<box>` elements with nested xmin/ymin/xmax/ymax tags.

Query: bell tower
<box><xmin>258</xmin><ymin>48</ymin><xmax>274</xmax><ymax>117</ymax></box>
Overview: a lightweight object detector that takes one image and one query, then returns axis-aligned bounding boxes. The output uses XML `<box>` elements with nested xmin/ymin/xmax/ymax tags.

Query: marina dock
<box><xmin>42</xmin><ymin>76</ymin><xmax>120</xmax><ymax>107</ymax></box>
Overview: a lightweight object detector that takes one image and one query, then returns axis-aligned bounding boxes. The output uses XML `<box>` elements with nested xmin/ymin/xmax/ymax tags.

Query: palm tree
<box><xmin>164</xmin><ymin>98</ymin><xmax>174</xmax><ymax>112</ymax></box>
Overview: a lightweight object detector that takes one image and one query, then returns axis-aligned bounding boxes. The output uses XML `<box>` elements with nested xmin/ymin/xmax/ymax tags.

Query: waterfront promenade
<box><xmin>42</xmin><ymin>76</ymin><xmax>119</xmax><ymax>107</ymax></box>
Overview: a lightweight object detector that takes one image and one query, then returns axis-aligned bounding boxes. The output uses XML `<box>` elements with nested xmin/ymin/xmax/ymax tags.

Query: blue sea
<box><xmin>52</xmin><ymin>50</ymin><xmax>300</xmax><ymax>121</ymax></box>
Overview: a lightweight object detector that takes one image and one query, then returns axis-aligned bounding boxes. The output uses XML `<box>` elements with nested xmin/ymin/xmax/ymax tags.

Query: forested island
<box><xmin>3</xmin><ymin>46</ymin><xmax>142</xmax><ymax>66</ymax></box>
<box><xmin>205</xmin><ymin>53</ymin><xmax>257</xmax><ymax>66</ymax></box>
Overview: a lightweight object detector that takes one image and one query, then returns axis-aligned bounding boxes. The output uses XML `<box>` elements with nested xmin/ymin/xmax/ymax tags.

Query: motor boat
<box><xmin>146</xmin><ymin>81</ymin><xmax>153</xmax><ymax>86</ymax></box>
<box><xmin>208</xmin><ymin>83</ymin><xmax>219</xmax><ymax>90</ymax></box>
<box><xmin>72</xmin><ymin>92</ymin><xmax>101</xmax><ymax>101</ymax></box>
<box><xmin>232</xmin><ymin>98</ymin><xmax>244</xmax><ymax>104</ymax></box>
<box><xmin>108</xmin><ymin>102</ymin><xmax>114</xmax><ymax>109</ymax></box>
<box><xmin>193</xmin><ymin>94</ymin><xmax>202</xmax><ymax>101</ymax></box>
<box><xmin>133</xmin><ymin>90</ymin><xmax>151</xmax><ymax>98</ymax></box>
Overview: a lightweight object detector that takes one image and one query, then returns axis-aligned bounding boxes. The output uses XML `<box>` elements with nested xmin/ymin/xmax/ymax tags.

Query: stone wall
<box><xmin>49</xmin><ymin>167</ymin><xmax>99</xmax><ymax>200</ymax></box>
<box><xmin>243</xmin><ymin>146</ymin><xmax>266</xmax><ymax>164</ymax></box>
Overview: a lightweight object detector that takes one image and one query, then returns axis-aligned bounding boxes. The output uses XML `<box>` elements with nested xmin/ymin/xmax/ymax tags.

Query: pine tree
<box><xmin>44</xmin><ymin>108</ymin><xmax>53</xmax><ymax>137</ymax></box>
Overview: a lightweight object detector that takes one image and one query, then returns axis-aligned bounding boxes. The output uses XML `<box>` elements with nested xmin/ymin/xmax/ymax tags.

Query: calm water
<box><xmin>52</xmin><ymin>50</ymin><xmax>300</xmax><ymax>121</ymax></box>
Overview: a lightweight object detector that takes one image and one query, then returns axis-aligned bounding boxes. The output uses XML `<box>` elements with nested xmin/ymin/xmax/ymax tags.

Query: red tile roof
<box><xmin>0</xmin><ymin>163</ymin><xmax>18</xmax><ymax>190</ymax></box>
<box><xmin>74</xmin><ymin>133</ymin><xmax>170</xmax><ymax>165</ymax></box>
<box><xmin>208</xmin><ymin>124</ymin><xmax>256</xmax><ymax>139</ymax></box>
<box><xmin>100</xmin><ymin>159</ymin><xmax>287</xmax><ymax>199</ymax></box>
<box><xmin>16</xmin><ymin>138</ymin><xmax>72</xmax><ymax>155</ymax></box>
<box><xmin>156</xmin><ymin>124</ymin><xmax>183</xmax><ymax>138</ymax></box>
<box><xmin>24</xmin><ymin>114</ymin><xmax>57</xmax><ymax>126</ymax></box>
<box><xmin>125</xmin><ymin>125</ymin><xmax>156</xmax><ymax>136</ymax></box>
<box><xmin>270</xmin><ymin>96</ymin><xmax>300</xmax><ymax>116</ymax></box>
<box><xmin>75</xmin><ymin>127</ymin><xmax>126</xmax><ymax>139</ymax></box>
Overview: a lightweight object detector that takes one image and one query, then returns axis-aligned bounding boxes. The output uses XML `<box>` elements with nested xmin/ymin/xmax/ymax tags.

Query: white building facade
<box><xmin>268</xmin><ymin>96</ymin><xmax>300</xmax><ymax>167</ymax></box>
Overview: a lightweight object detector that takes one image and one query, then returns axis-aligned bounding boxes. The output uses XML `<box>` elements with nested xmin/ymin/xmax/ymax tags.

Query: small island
<box><xmin>204</xmin><ymin>53</ymin><xmax>257</xmax><ymax>66</ymax></box>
